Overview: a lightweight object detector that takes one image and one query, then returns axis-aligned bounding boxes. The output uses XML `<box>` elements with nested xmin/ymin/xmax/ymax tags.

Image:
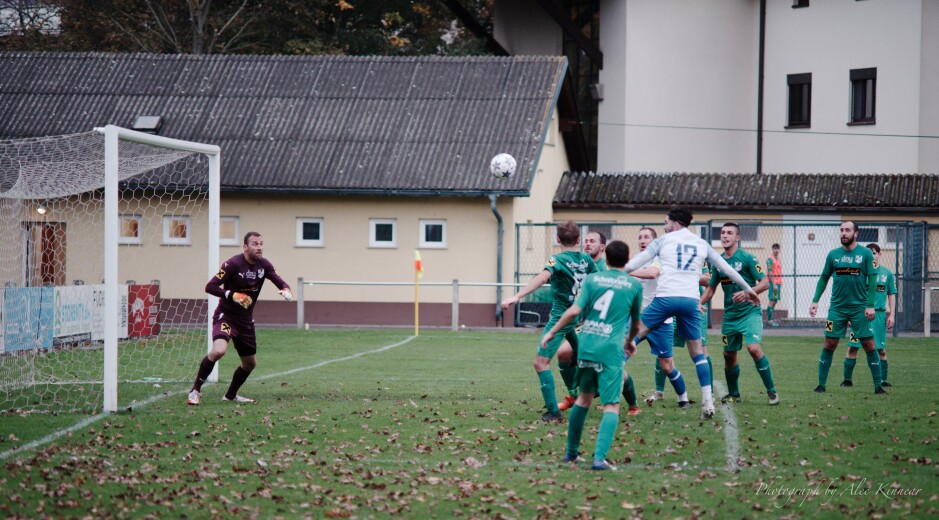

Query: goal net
<box><xmin>0</xmin><ymin>126</ymin><xmax>219</xmax><ymax>413</ymax></box>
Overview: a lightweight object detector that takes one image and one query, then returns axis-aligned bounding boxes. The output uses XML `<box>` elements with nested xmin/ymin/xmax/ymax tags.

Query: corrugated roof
<box><xmin>0</xmin><ymin>53</ymin><xmax>567</xmax><ymax>196</ymax></box>
<box><xmin>554</xmin><ymin>172</ymin><xmax>939</xmax><ymax>211</ymax></box>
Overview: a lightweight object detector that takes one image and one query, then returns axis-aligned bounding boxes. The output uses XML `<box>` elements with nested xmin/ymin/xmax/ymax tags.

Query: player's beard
<box><xmin>840</xmin><ymin>235</ymin><xmax>855</xmax><ymax>247</ymax></box>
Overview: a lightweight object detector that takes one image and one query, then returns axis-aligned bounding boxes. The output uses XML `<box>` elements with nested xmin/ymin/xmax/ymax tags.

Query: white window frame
<box><xmin>219</xmin><ymin>216</ymin><xmax>240</xmax><ymax>246</ymax></box>
<box><xmin>118</xmin><ymin>214</ymin><xmax>142</xmax><ymax>245</ymax></box>
<box><xmin>419</xmin><ymin>219</ymin><xmax>447</xmax><ymax>249</ymax></box>
<box><xmin>858</xmin><ymin>226</ymin><xmax>900</xmax><ymax>250</ymax></box>
<box><xmin>162</xmin><ymin>215</ymin><xmax>191</xmax><ymax>245</ymax></box>
<box><xmin>296</xmin><ymin>217</ymin><xmax>325</xmax><ymax>247</ymax></box>
<box><xmin>369</xmin><ymin>218</ymin><xmax>397</xmax><ymax>248</ymax></box>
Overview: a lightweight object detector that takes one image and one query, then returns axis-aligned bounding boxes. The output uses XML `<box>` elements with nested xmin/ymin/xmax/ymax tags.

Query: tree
<box><xmin>0</xmin><ymin>0</ymin><xmax>495</xmax><ymax>56</ymax></box>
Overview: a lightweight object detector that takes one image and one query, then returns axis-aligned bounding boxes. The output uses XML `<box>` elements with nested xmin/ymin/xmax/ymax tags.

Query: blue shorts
<box><xmin>642</xmin><ymin>297</ymin><xmax>702</xmax><ymax>342</ymax></box>
<box><xmin>640</xmin><ymin>317</ymin><xmax>676</xmax><ymax>359</ymax></box>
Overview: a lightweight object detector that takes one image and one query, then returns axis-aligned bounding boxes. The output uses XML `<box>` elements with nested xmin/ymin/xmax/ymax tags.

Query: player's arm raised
<box><xmin>502</xmin><ymin>269</ymin><xmax>550</xmax><ymax>310</ymax></box>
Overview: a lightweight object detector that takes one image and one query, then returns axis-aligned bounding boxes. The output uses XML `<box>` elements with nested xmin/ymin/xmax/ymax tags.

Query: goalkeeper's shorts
<box><xmin>213</xmin><ymin>318</ymin><xmax>257</xmax><ymax>357</ymax></box>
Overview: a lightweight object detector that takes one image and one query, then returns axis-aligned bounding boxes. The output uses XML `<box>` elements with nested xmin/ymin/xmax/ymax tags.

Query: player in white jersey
<box><xmin>629</xmin><ymin>227</ymin><xmax>691</xmax><ymax>408</ymax></box>
<box><xmin>623</xmin><ymin>208</ymin><xmax>759</xmax><ymax>419</ymax></box>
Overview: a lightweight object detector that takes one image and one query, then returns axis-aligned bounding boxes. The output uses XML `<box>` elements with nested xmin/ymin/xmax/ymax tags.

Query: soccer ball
<box><xmin>489</xmin><ymin>153</ymin><xmax>517</xmax><ymax>179</ymax></box>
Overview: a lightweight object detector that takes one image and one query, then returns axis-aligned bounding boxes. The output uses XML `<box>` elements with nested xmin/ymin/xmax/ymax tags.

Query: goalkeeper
<box><xmin>188</xmin><ymin>231</ymin><xmax>293</xmax><ymax>405</ymax></box>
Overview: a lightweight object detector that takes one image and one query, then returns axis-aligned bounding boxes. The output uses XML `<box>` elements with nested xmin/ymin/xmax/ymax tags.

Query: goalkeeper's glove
<box><xmin>279</xmin><ymin>288</ymin><xmax>294</xmax><ymax>302</ymax></box>
<box><xmin>231</xmin><ymin>292</ymin><xmax>252</xmax><ymax>309</ymax></box>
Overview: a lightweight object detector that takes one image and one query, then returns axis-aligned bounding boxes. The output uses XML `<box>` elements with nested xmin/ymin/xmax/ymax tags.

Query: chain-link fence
<box><xmin>513</xmin><ymin>221</ymin><xmax>937</xmax><ymax>335</ymax></box>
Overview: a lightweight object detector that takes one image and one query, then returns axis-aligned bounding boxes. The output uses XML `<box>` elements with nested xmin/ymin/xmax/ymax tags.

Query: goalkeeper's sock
<box><xmin>225</xmin><ymin>366</ymin><xmax>251</xmax><ymax>399</ymax></box>
<box><xmin>193</xmin><ymin>356</ymin><xmax>216</xmax><ymax>392</ymax></box>
<box><xmin>622</xmin><ymin>373</ymin><xmax>637</xmax><ymax>407</ymax></box>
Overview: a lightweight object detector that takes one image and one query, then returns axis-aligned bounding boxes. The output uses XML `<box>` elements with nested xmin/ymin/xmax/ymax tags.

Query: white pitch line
<box><xmin>712</xmin><ymin>380</ymin><xmax>740</xmax><ymax>474</ymax></box>
<box><xmin>0</xmin><ymin>335</ymin><xmax>416</xmax><ymax>462</ymax></box>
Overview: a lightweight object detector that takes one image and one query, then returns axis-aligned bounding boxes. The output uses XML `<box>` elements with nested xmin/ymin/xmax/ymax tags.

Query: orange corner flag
<box><xmin>414</xmin><ymin>250</ymin><xmax>424</xmax><ymax>278</ymax></box>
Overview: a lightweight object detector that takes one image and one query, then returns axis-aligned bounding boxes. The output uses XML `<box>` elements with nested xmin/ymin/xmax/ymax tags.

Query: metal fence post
<box><xmin>297</xmin><ymin>277</ymin><xmax>304</xmax><ymax>330</ymax></box>
<box><xmin>452</xmin><ymin>279</ymin><xmax>459</xmax><ymax>331</ymax></box>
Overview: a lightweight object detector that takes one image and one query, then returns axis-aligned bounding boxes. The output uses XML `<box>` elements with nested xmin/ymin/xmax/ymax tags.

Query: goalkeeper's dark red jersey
<box><xmin>205</xmin><ymin>254</ymin><xmax>289</xmax><ymax>319</ymax></box>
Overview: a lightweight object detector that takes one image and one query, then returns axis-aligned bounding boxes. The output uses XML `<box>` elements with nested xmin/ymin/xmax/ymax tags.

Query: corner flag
<box><xmin>414</xmin><ymin>250</ymin><xmax>424</xmax><ymax>279</ymax></box>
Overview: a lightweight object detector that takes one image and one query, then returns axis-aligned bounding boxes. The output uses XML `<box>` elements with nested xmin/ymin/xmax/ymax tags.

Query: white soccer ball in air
<box><xmin>489</xmin><ymin>153</ymin><xmax>517</xmax><ymax>179</ymax></box>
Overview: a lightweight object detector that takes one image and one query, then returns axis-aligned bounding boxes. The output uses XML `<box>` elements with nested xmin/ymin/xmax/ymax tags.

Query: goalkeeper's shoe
<box><xmin>557</xmin><ymin>395</ymin><xmax>577</xmax><ymax>411</ymax></box>
<box><xmin>187</xmin><ymin>389</ymin><xmax>201</xmax><ymax>406</ymax></box>
<box><xmin>222</xmin><ymin>395</ymin><xmax>256</xmax><ymax>404</ymax></box>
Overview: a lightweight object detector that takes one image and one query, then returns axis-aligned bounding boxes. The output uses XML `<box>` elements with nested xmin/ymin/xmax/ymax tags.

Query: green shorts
<box><xmin>847</xmin><ymin>310</ymin><xmax>887</xmax><ymax>350</ymax></box>
<box><xmin>572</xmin><ymin>358</ymin><xmax>624</xmax><ymax>405</ymax></box>
<box><xmin>825</xmin><ymin>306</ymin><xmax>873</xmax><ymax>340</ymax></box>
<box><xmin>721</xmin><ymin>312</ymin><xmax>763</xmax><ymax>352</ymax></box>
<box><xmin>537</xmin><ymin>314</ymin><xmax>578</xmax><ymax>359</ymax></box>
<box><xmin>768</xmin><ymin>282</ymin><xmax>781</xmax><ymax>302</ymax></box>
<box><xmin>673</xmin><ymin>312</ymin><xmax>708</xmax><ymax>348</ymax></box>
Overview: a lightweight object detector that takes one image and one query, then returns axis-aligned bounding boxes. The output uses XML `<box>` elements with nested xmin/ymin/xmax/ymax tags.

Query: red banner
<box><xmin>128</xmin><ymin>284</ymin><xmax>161</xmax><ymax>337</ymax></box>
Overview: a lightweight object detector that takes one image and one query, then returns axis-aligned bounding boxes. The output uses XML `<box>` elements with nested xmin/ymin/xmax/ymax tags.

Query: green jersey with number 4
<box><xmin>572</xmin><ymin>270</ymin><xmax>643</xmax><ymax>366</ymax></box>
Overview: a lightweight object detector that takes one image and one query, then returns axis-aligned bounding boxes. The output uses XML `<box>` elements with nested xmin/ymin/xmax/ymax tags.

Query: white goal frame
<box><xmin>96</xmin><ymin>125</ymin><xmax>220</xmax><ymax>413</ymax></box>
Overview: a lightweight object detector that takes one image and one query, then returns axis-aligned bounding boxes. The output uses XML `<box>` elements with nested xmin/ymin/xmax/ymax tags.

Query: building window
<box><xmin>219</xmin><ymin>216</ymin><xmax>239</xmax><ymax>246</ymax></box>
<box><xmin>119</xmin><ymin>215</ymin><xmax>142</xmax><ymax>245</ymax></box>
<box><xmin>792</xmin><ymin>0</ymin><xmax>809</xmax><ymax>7</ymax></box>
<box><xmin>858</xmin><ymin>226</ymin><xmax>900</xmax><ymax>250</ymax></box>
<box><xmin>296</xmin><ymin>218</ymin><xmax>324</xmax><ymax>247</ymax></box>
<box><xmin>786</xmin><ymin>73</ymin><xmax>812</xmax><ymax>128</ymax></box>
<box><xmin>162</xmin><ymin>215</ymin><xmax>190</xmax><ymax>245</ymax></box>
<box><xmin>419</xmin><ymin>219</ymin><xmax>447</xmax><ymax>248</ymax></box>
<box><xmin>369</xmin><ymin>219</ymin><xmax>396</xmax><ymax>248</ymax></box>
<box><xmin>849</xmin><ymin>68</ymin><xmax>876</xmax><ymax>124</ymax></box>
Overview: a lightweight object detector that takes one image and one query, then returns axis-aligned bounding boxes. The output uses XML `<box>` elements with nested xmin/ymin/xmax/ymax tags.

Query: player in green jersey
<box><xmin>809</xmin><ymin>221</ymin><xmax>884</xmax><ymax>394</ymax></box>
<box><xmin>502</xmin><ymin>221</ymin><xmax>598</xmax><ymax>421</ymax></box>
<box><xmin>699</xmin><ymin>223</ymin><xmax>779</xmax><ymax>405</ymax></box>
<box><xmin>842</xmin><ymin>243</ymin><xmax>897</xmax><ymax>387</ymax></box>
<box><xmin>541</xmin><ymin>240</ymin><xmax>643</xmax><ymax>470</ymax></box>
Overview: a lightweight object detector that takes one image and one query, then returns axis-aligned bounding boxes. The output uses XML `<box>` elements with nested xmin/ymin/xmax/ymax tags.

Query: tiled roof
<box><xmin>0</xmin><ymin>52</ymin><xmax>566</xmax><ymax>196</ymax></box>
<box><xmin>554</xmin><ymin>172</ymin><xmax>939</xmax><ymax>211</ymax></box>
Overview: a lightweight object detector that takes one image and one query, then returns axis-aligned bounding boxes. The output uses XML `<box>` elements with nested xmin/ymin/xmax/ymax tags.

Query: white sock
<box><xmin>701</xmin><ymin>385</ymin><xmax>713</xmax><ymax>404</ymax></box>
<box><xmin>677</xmin><ymin>392</ymin><xmax>688</xmax><ymax>402</ymax></box>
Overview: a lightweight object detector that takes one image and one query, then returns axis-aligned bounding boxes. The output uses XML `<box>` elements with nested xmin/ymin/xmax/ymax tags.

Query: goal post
<box><xmin>0</xmin><ymin>126</ymin><xmax>220</xmax><ymax>414</ymax></box>
<box><xmin>98</xmin><ymin>125</ymin><xmax>220</xmax><ymax>413</ymax></box>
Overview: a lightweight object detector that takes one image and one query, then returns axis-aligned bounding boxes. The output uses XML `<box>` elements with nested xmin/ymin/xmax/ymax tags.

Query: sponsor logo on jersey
<box><xmin>258</xmin><ymin>268</ymin><xmax>265</xmax><ymax>279</ymax></box>
<box><xmin>755</xmin><ymin>264</ymin><xmax>764</xmax><ymax>273</ymax></box>
<box><xmin>581</xmin><ymin>319</ymin><xmax>614</xmax><ymax>336</ymax></box>
<box><xmin>546</xmin><ymin>257</ymin><xmax>557</xmax><ymax>267</ymax></box>
<box><xmin>826</xmin><ymin>320</ymin><xmax>833</xmax><ymax>332</ymax></box>
<box><xmin>221</xmin><ymin>322</ymin><xmax>232</xmax><ymax>335</ymax></box>
<box><xmin>834</xmin><ymin>267</ymin><xmax>861</xmax><ymax>276</ymax></box>
<box><xmin>733</xmin><ymin>261</ymin><xmax>743</xmax><ymax>271</ymax></box>
<box><xmin>216</xmin><ymin>268</ymin><xmax>226</xmax><ymax>280</ymax></box>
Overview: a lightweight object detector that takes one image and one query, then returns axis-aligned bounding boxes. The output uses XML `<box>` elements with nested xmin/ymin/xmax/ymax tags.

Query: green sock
<box><xmin>881</xmin><ymin>358</ymin><xmax>888</xmax><ymax>384</ymax></box>
<box><xmin>593</xmin><ymin>411</ymin><xmax>619</xmax><ymax>462</ymax></box>
<box><xmin>558</xmin><ymin>361</ymin><xmax>576</xmax><ymax>393</ymax></box>
<box><xmin>866</xmin><ymin>350</ymin><xmax>882</xmax><ymax>388</ymax></box>
<box><xmin>538</xmin><ymin>370</ymin><xmax>559</xmax><ymax>413</ymax></box>
<box><xmin>566</xmin><ymin>404</ymin><xmax>589</xmax><ymax>458</ymax></box>
<box><xmin>707</xmin><ymin>356</ymin><xmax>713</xmax><ymax>380</ymax></box>
<box><xmin>818</xmin><ymin>349</ymin><xmax>834</xmax><ymax>388</ymax></box>
<box><xmin>843</xmin><ymin>357</ymin><xmax>857</xmax><ymax>382</ymax></box>
<box><xmin>725</xmin><ymin>364</ymin><xmax>741</xmax><ymax>396</ymax></box>
<box><xmin>622</xmin><ymin>374</ymin><xmax>637</xmax><ymax>407</ymax></box>
<box><xmin>654</xmin><ymin>364</ymin><xmax>665</xmax><ymax>393</ymax></box>
<box><xmin>767</xmin><ymin>307</ymin><xmax>774</xmax><ymax>321</ymax></box>
<box><xmin>755</xmin><ymin>355</ymin><xmax>776</xmax><ymax>393</ymax></box>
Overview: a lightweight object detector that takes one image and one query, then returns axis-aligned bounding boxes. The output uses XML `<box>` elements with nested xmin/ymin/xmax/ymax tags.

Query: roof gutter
<box><xmin>220</xmin><ymin>187</ymin><xmax>530</xmax><ymax>198</ymax></box>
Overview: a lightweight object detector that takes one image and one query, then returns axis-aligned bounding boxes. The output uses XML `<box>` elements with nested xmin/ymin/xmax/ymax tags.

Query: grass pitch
<box><xmin>1</xmin><ymin>329</ymin><xmax>937</xmax><ymax>518</ymax></box>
